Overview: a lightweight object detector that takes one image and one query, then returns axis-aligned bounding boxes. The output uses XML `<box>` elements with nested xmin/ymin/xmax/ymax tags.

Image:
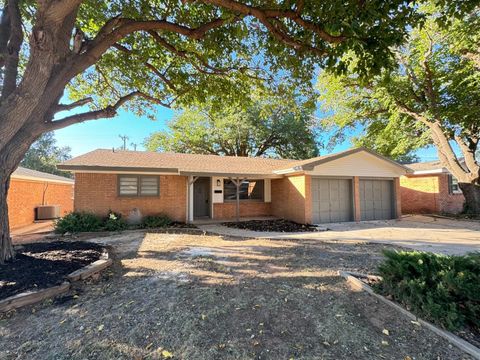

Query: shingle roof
<box><xmin>406</xmin><ymin>159</ymin><xmax>466</xmax><ymax>173</ymax></box>
<box><xmin>406</xmin><ymin>160</ymin><xmax>444</xmax><ymax>171</ymax></box>
<box><xmin>58</xmin><ymin>149</ymin><xmax>293</xmax><ymax>177</ymax></box>
<box><xmin>12</xmin><ymin>166</ymin><xmax>74</xmax><ymax>183</ymax></box>
<box><xmin>58</xmin><ymin>147</ymin><xmax>408</xmax><ymax>176</ymax></box>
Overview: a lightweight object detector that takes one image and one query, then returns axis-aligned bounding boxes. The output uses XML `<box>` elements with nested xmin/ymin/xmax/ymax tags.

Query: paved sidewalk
<box><xmin>199</xmin><ymin>215</ymin><xmax>480</xmax><ymax>255</ymax></box>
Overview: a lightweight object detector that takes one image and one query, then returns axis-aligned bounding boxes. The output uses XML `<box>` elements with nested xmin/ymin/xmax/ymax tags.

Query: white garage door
<box><xmin>312</xmin><ymin>178</ymin><xmax>353</xmax><ymax>224</ymax></box>
<box><xmin>359</xmin><ymin>179</ymin><xmax>394</xmax><ymax>221</ymax></box>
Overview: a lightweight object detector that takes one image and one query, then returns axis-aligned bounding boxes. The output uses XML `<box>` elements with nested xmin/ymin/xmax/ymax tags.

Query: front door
<box><xmin>194</xmin><ymin>177</ymin><xmax>210</xmax><ymax>218</ymax></box>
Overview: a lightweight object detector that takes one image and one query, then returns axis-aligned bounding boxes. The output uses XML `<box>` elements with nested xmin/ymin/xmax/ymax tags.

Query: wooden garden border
<box><xmin>339</xmin><ymin>270</ymin><xmax>480</xmax><ymax>360</ymax></box>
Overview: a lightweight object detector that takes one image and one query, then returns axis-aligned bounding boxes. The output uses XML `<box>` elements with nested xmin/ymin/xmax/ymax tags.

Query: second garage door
<box><xmin>312</xmin><ymin>178</ymin><xmax>353</xmax><ymax>224</ymax></box>
<box><xmin>359</xmin><ymin>179</ymin><xmax>394</xmax><ymax>221</ymax></box>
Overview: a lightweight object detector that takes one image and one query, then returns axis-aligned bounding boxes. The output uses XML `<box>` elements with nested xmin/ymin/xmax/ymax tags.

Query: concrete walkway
<box><xmin>198</xmin><ymin>215</ymin><xmax>480</xmax><ymax>255</ymax></box>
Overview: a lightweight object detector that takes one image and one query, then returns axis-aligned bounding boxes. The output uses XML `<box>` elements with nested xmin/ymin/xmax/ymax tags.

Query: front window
<box><xmin>448</xmin><ymin>175</ymin><xmax>461</xmax><ymax>194</ymax></box>
<box><xmin>224</xmin><ymin>179</ymin><xmax>264</xmax><ymax>201</ymax></box>
<box><xmin>118</xmin><ymin>175</ymin><xmax>159</xmax><ymax>197</ymax></box>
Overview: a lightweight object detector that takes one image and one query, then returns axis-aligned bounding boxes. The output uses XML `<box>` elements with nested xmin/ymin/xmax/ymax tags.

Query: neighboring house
<box><xmin>8</xmin><ymin>167</ymin><xmax>74</xmax><ymax>230</ymax></box>
<box><xmin>58</xmin><ymin>147</ymin><xmax>410</xmax><ymax>224</ymax></box>
<box><xmin>400</xmin><ymin>160</ymin><xmax>465</xmax><ymax>215</ymax></box>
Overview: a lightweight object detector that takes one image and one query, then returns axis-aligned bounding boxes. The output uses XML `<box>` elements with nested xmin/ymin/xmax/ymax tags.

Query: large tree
<box><xmin>0</xmin><ymin>0</ymin><xmax>420</xmax><ymax>263</ymax></box>
<box><xmin>317</xmin><ymin>3</ymin><xmax>480</xmax><ymax>214</ymax></box>
<box><xmin>21</xmin><ymin>132</ymin><xmax>72</xmax><ymax>177</ymax></box>
<box><xmin>145</xmin><ymin>89</ymin><xmax>319</xmax><ymax>159</ymax></box>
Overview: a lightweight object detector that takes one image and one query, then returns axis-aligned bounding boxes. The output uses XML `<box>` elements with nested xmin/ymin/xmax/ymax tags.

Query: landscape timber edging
<box><xmin>0</xmin><ymin>282</ymin><xmax>71</xmax><ymax>313</ymax></box>
<box><xmin>0</xmin><ymin>250</ymin><xmax>113</xmax><ymax>314</ymax></box>
<box><xmin>339</xmin><ymin>270</ymin><xmax>480</xmax><ymax>360</ymax></box>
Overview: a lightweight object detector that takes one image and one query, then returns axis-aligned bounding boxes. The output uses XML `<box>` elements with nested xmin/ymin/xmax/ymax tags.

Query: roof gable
<box><xmin>275</xmin><ymin>147</ymin><xmax>411</xmax><ymax>174</ymax></box>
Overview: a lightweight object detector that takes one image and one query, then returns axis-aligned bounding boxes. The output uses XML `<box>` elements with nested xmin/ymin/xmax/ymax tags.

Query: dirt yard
<box><xmin>0</xmin><ymin>232</ymin><xmax>473</xmax><ymax>359</ymax></box>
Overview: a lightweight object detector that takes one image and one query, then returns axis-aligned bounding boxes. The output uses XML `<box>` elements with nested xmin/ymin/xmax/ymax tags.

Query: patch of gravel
<box><xmin>0</xmin><ymin>233</ymin><xmax>474</xmax><ymax>360</ymax></box>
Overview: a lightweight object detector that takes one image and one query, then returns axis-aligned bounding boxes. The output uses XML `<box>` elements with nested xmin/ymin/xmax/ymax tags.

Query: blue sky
<box><xmin>54</xmin><ymin>102</ymin><xmax>440</xmax><ymax>162</ymax></box>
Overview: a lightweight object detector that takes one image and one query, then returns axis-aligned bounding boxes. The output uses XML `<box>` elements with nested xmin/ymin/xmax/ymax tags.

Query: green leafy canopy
<box><xmin>145</xmin><ymin>87</ymin><xmax>320</xmax><ymax>159</ymax></box>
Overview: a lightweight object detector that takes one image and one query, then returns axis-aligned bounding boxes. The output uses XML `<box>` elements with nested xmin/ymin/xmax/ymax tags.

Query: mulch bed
<box><xmin>0</xmin><ymin>241</ymin><xmax>105</xmax><ymax>301</ymax></box>
<box><xmin>222</xmin><ymin>219</ymin><xmax>322</xmax><ymax>232</ymax></box>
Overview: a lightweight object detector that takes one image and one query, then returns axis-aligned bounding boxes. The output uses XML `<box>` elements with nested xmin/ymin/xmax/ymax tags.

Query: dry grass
<box><xmin>0</xmin><ymin>232</ymin><xmax>473</xmax><ymax>359</ymax></box>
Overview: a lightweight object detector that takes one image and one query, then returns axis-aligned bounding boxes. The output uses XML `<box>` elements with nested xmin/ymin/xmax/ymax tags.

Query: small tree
<box><xmin>21</xmin><ymin>132</ymin><xmax>72</xmax><ymax>177</ymax></box>
<box><xmin>0</xmin><ymin>0</ymin><xmax>421</xmax><ymax>263</ymax></box>
<box><xmin>145</xmin><ymin>89</ymin><xmax>320</xmax><ymax>159</ymax></box>
<box><xmin>317</xmin><ymin>3</ymin><xmax>480</xmax><ymax>213</ymax></box>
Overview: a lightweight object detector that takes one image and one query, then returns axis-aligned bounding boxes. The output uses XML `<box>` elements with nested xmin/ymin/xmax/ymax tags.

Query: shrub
<box><xmin>103</xmin><ymin>211</ymin><xmax>128</xmax><ymax>231</ymax></box>
<box><xmin>374</xmin><ymin>250</ymin><xmax>480</xmax><ymax>331</ymax></box>
<box><xmin>54</xmin><ymin>212</ymin><xmax>103</xmax><ymax>234</ymax></box>
<box><xmin>141</xmin><ymin>214</ymin><xmax>172</xmax><ymax>229</ymax></box>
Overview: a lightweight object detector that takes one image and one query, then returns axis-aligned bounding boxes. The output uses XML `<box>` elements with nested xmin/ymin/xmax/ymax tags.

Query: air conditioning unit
<box><xmin>36</xmin><ymin>205</ymin><xmax>61</xmax><ymax>220</ymax></box>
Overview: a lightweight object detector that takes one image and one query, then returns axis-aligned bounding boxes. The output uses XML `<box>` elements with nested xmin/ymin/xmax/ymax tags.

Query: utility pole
<box><xmin>119</xmin><ymin>135</ymin><xmax>129</xmax><ymax>150</ymax></box>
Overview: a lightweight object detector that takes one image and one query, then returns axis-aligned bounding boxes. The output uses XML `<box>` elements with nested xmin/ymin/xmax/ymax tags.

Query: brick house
<box><xmin>400</xmin><ymin>160</ymin><xmax>465</xmax><ymax>214</ymax></box>
<box><xmin>8</xmin><ymin>167</ymin><xmax>74</xmax><ymax>230</ymax></box>
<box><xmin>58</xmin><ymin>147</ymin><xmax>411</xmax><ymax>224</ymax></box>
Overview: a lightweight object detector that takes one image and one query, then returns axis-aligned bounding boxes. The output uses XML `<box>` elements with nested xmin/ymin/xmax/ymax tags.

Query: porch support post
<box><xmin>229</xmin><ymin>177</ymin><xmax>243</xmax><ymax>222</ymax></box>
<box><xmin>188</xmin><ymin>176</ymin><xmax>199</xmax><ymax>223</ymax></box>
<box><xmin>235</xmin><ymin>177</ymin><xmax>240</xmax><ymax>222</ymax></box>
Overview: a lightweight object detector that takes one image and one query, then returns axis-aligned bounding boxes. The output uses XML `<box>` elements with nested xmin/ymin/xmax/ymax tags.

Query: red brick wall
<box><xmin>8</xmin><ymin>178</ymin><xmax>74</xmax><ymax>230</ymax></box>
<box><xmin>74</xmin><ymin>173</ymin><xmax>187</xmax><ymax>221</ymax></box>
<box><xmin>213</xmin><ymin>202</ymin><xmax>272</xmax><ymax>219</ymax></box>
<box><xmin>400</xmin><ymin>174</ymin><xmax>464</xmax><ymax>214</ymax></box>
<box><xmin>271</xmin><ymin>175</ymin><xmax>309</xmax><ymax>224</ymax></box>
<box><xmin>437</xmin><ymin>173</ymin><xmax>465</xmax><ymax>214</ymax></box>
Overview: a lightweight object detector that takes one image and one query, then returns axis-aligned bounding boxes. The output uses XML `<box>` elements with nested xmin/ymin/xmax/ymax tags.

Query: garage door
<box><xmin>312</xmin><ymin>178</ymin><xmax>353</xmax><ymax>224</ymax></box>
<box><xmin>359</xmin><ymin>179</ymin><xmax>394</xmax><ymax>221</ymax></box>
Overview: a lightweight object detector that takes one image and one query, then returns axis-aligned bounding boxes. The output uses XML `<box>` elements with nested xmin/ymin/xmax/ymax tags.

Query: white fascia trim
<box><xmin>11</xmin><ymin>175</ymin><xmax>74</xmax><ymax>185</ymax></box>
<box><xmin>273</xmin><ymin>166</ymin><xmax>303</xmax><ymax>175</ymax></box>
<box><xmin>411</xmin><ymin>168</ymin><xmax>447</xmax><ymax>175</ymax></box>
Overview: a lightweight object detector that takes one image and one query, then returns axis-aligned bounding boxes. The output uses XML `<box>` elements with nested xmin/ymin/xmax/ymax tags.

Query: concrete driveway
<box><xmin>199</xmin><ymin>215</ymin><xmax>480</xmax><ymax>255</ymax></box>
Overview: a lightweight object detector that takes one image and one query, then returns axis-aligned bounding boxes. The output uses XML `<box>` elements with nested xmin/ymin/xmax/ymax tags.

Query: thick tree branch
<box><xmin>199</xmin><ymin>0</ymin><xmax>345</xmax><ymax>44</ymax></box>
<box><xmin>1</xmin><ymin>0</ymin><xmax>23</xmax><ymax>101</ymax></box>
<box><xmin>421</xmin><ymin>34</ymin><xmax>438</xmax><ymax>115</ymax></box>
<box><xmin>74</xmin><ymin>17</ymin><xmax>234</xmax><ymax>75</ymax></box>
<box><xmin>0</xmin><ymin>1</ymin><xmax>11</xmax><ymax>68</ymax></box>
<box><xmin>55</xmin><ymin>97</ymin><xmax>93</xmax><ymax>112</ymax></box>
<box><xmin>43</xmin><ymin>0</ymin><xmax>83</xmax><ymax>24</ymax></box>
<box><xmin>395</xmin><ymin>100</ymin><xmax>469</xmax><ymax>180</ymax></box>
<box><xmin>46</xmin><ymin>91</ymin><xmax>169</xmax><ymax>131</ymax></box>
<box><xmin>454</xmin><ymin>134</ymin><xmax>479</xmax><ymax>175</ymax></box>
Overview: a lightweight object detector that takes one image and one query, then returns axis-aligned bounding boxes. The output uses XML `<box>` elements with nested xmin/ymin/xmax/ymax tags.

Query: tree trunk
<box><xmin>459</xmin><ymin>182</ymin><xmax>480</xmax><ymax>215</ymax></box>
<box><xmin>0</xmin><ymin>173</ymin><xmax>13</xmax><ymax>264</ymax></box>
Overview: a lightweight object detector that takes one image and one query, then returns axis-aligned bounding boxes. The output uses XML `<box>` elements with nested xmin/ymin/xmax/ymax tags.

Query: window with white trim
<box><xmin>118</xmin><ymin>175</ymin><xmax>159</xmax><ymax>197</ymax></box>
<box><xmin>448</xmin><ymin>175</ymin><xmax>461</xmax><ymax>194</ymax></box>
<box><xmin>223</xmin><ymin>179</ymin><xmax>264</xmax><ymax>201</ymax></box>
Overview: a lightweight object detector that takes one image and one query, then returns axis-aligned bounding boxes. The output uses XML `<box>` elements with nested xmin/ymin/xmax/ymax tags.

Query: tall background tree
<box><xmin>20</xmin><ymin>132</ymin><xmax>72</xmax><ymax>177</ymax></box>
<box><xmin>0</xmin><ymin>0</ymin><xmax>422</xmax><ymax>263</ymax></box>
<box><xmin>145</xmin><ymin>89</ymin><xmax>319</xmax><ymax>159</ymax></box>
<box><xmin>317</xmin><ymin>2</ymin><xmax>480</xmax><ymax>213</ymax></box>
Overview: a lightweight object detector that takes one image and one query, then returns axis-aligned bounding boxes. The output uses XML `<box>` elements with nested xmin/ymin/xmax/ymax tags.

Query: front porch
<box><xmin>186</xmin><ymin>175</ymin><xmax>274</xmax><ymax>223</ymax></box>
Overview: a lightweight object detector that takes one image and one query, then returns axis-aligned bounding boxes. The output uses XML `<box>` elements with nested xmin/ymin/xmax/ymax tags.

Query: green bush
<box><xmin>54</xmin><ymin>212</ymin><xmax>103</xmax><ymax>234</ymax></box>
<box><xmin>374</xmin><ymin>250</ymin><xmax>480</xmax><ymax>331</ymax></box>
<box><xmin>103</xmin><ymin>211</ymin><xmax>128</xmax><ymax>231</ymax></box>
<box><xmin>141</xmin><ymin>214</ymin><xmax>172</xmax><ymax>229</ymax></box>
